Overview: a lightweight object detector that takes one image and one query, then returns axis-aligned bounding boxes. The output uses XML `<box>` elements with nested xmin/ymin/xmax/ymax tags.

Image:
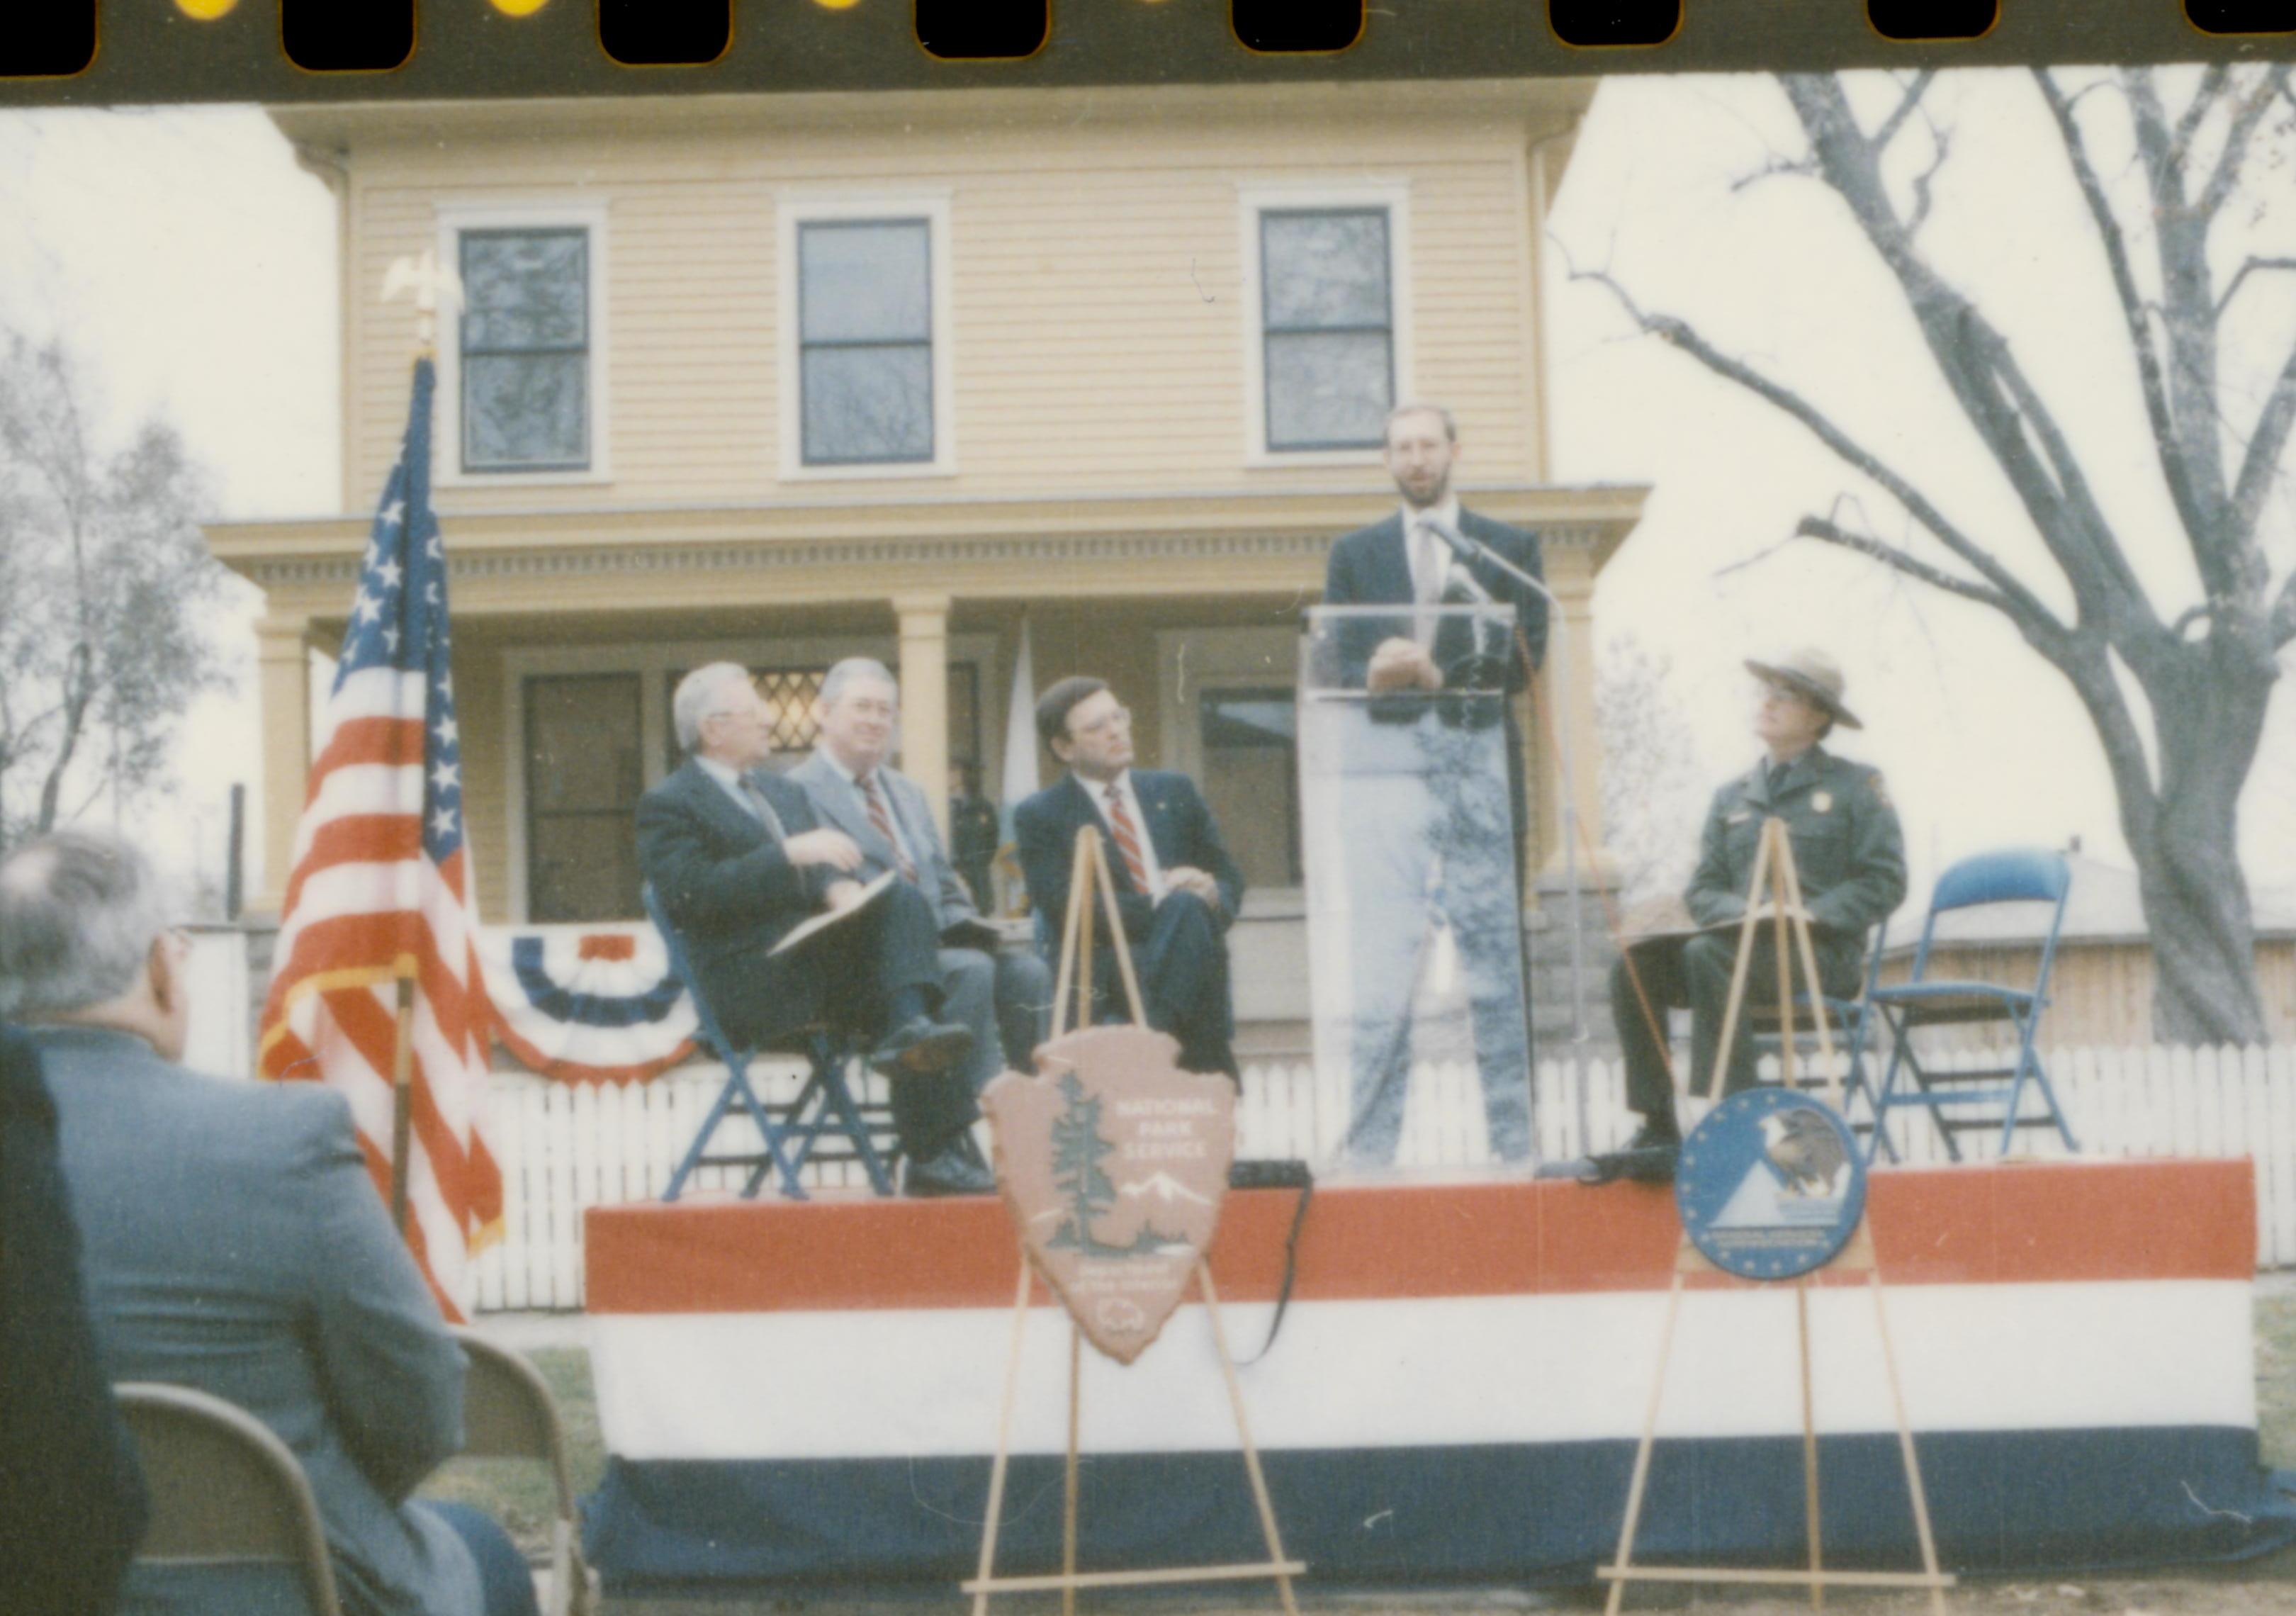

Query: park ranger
<box><xmin>1606</xmin><ymin>647</ymin><xmax>1908</xmax><ymax>1174</ymax></box>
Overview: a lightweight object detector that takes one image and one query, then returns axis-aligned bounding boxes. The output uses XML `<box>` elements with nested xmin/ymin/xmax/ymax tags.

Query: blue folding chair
<box><xmin>1865</xmin><ymin>849</ymin><xmax>2079</xmax><ymax>1162</ymax></box>
<box><xmin>1748</xmin><ymin>924</ymin><xmax>1893</xmax><ymax>1156</ymax></box>
<box><xmin>644</xmin><ymin>883</ymin><xmax>899</xmax><ymax>1201</ymax></box>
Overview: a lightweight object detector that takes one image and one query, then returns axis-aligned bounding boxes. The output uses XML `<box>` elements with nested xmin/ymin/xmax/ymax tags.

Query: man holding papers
<box><xmin>637</xmin><ymin>661</ymin><xmax>990</xmax><ymax>1196</ymax></box>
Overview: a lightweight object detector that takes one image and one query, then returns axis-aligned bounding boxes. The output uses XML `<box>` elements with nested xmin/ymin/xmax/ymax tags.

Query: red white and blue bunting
<box><xmin>477</xmin><ymin>926</ymin><xmax>699</xmax><ymax>1084</ymax></box>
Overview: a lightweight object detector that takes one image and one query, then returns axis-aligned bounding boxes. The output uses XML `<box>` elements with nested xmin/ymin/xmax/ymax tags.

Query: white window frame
<box><xmin>434</xmin><ymin>200</ymin><xmax>612</xmax><ymax>488</ymax></box>
<box><xmin>1156</xmin><ymin>625</ymin><xmax>1304</xmax><ymax>912</ymax></box>
<box><xmin>502</xmin><ymin>632</ymin><xmax>995</xmax><ymax>923</ymax></box>
<box><xmin>1237</xmin><ymin>180</ymin><xmax>1414</xmax><ymax>469</ymax></box>
<box><xmin>777</xmin><ymin>191</ymin><xmax>957</xmax><ymax>482</ymax></box>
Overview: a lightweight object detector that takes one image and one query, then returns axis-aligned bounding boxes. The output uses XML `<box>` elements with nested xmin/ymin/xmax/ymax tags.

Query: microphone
<box><xmin>1419</xmin><ymin>512</ymin><xmax>1484</xmax><ymax>569</ymax></box>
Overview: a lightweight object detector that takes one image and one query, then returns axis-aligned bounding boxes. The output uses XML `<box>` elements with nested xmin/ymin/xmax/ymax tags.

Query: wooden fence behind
<box><xmin>469</xmin><ymin>1043</ymin><xmax>2296</xmax><ymax>1312</ymax></box>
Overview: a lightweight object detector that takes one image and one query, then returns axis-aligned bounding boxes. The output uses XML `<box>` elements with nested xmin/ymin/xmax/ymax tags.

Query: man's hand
<box><xmin>783</xmin><ymin>828</ymin><xmax>863</xmax><ymax>872</ymax></box>
<box><xmin>824</xmin><ymin>879</ymin><xmax>867</xmax><ymax>912</ymax></box>
<box><xmin>1366</xmin><ymin>636</ymin><xmax>1441</xmax><ymax>694</ymax></box>
<box><xmin>1164</xmin><ymin>866</ymin><xmax>1223</xmax><ymax>911</ymax></box>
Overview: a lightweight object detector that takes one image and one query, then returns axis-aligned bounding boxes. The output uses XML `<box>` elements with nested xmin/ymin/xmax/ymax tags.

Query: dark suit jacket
<box><xmin>0</xmin><ymin>1025</ymin><xmax>147</xmax><ymax>1616</ymax></box>
<box><xmin>1013</xmin><ymin>771</ymin><xmax>1245</xmax><ymax>948</ymax></box>
<box><xmin>33</xmin><ymin>1024</ymin><xmax>477</xmax><ymax>1616</ymax></box>
<box><xmin>1323</xmin><ymin>506</ymin><xmax>1548</xmax><ymax>688</ymax></box>
<box><xmin>635</xmin><ymin>758</ymin><xmax>842</xmax><ymax>1043</ymax></box>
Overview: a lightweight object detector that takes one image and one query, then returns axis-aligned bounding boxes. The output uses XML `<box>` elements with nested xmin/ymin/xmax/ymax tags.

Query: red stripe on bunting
<box><xmin>584</xmin><ymin>1158</ymin><xmax>2256</xmax><ymax>1316</ymax></box>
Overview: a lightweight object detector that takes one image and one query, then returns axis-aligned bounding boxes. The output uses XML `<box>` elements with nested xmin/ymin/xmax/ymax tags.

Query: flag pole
<box><xmin>390</xmin><ymin>963</ymin><xmax>417</xmax><ymax>1233</ymax></box>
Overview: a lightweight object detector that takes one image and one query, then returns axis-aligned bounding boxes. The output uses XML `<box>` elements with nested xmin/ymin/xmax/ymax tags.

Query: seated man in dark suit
<box><xmin>791</xmin><ymin>657</ymin><xmax>1054</xmax><ymax>1088</ymax></box>
<box><xmin>1014</xmin><ymin>677</ymin><xmax>1246</xmax><ymax>1079</ymax></box>
<box><xmin>0</xmin><ymin>829</ymin><xmax>536</xmax><ymax>1616</ymax></box>
<box><xmin>637</xmin><ymin>661</ymin><xmax>991</xmax><ymax>1197</ymax></box>
<box><xmin>0</xmin><ymin>1023</ymin><xmax>147</xmax><ymax>1616</ymax></box>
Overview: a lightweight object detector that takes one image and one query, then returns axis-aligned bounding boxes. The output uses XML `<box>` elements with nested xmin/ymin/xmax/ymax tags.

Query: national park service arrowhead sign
<box><xmin>982</xmin><ymin>1025</ymin><xmax>1237</xmax><ymax>1364</ymax></box>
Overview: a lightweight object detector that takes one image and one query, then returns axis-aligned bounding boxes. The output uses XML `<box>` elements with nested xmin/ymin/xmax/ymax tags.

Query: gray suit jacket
<box><xmin>30</xmin><ymin>1026</ymin><xmax>480</xmax><ymax>1616</ymax></box>
<box><xmin>789</xmin><ymin>753</ymin><xmax>980</xmax><ymax>936</ymax></box>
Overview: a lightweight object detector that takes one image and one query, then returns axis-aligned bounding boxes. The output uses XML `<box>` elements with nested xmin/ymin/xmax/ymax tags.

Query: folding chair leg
<box><xmin>668</xmin><ymin>1061</ymin><xmax>809</xmax><ymax>1203</ymax></box>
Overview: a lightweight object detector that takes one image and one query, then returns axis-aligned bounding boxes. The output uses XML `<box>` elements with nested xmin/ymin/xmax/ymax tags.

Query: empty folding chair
<box><xmin>1865</xmin><ymin>848</ymin><xmax>2079</xmax><ymax>1162</ymax></box>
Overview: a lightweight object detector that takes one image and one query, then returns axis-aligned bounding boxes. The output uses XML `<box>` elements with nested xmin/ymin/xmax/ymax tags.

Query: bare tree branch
<box><xmin>1783</xmin><ymin>74</ymin><xmax>2161</xmax><ymax>656</ymax></box>
<box><xmin>2272</xmin><ymin>571</ymin><xmax>2296</xmax><ymax>650</ymax></box>
<box><xmin>2217</xmin><ymin>257</ymin><xmax>2296</xmax><ymax>318</ymax></box>
<box><xmin>1728</xmin><ymin>155</ymin><xmax>1818</xmax><ymax>194</ymax></box>
<box><xmin>1871</xmin><ymin>69</ymin><xmax>1937</xmax><ymax>152</ymax></box>
<box><xmin>1793</xmin><ymin>515</ymin><xmax>2013</xmax><ymax>612</ymax></box>
<box><xmin>2241</xmin><ymin>335</ymin><xmax>2296</xmax><ymax>559</ymax></box>
<box><xmin>2035</xmin><ymin>69</ymin><xmax>2212</xmax><ymax>551</ymax></box>
<box><xmin>1904</xmin><ymin>125</ymin><xmax>1951</xmax><ymax>238</ymax></box>
<box><xmin>2169</xmin><ymin>64</ymin><xmax>2232</xmax><ymax>171</ymax></box>
<box><xmin>2198</xmin><ymin>65</ymin><xmax>2290</xmax><ymax>220</ymax></box>
<box><xmin>1568</xmin><ymin>254</ymin><xmax>2069</xmax><ymax>637</ymax></box>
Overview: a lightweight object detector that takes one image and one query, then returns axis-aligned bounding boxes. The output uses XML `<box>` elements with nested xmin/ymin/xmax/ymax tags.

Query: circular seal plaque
<box><xmin>1675</xmin><ymin>1089</ymin><xmax>1867</xmax><ymax>1280</ymax></box>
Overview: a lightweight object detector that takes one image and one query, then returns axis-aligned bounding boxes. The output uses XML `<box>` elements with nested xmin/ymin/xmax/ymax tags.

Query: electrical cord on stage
<box><xmin>1228</xmin><ymin>1159</ymin><xmax>1314</xmax><ymax>1364</ymax></box>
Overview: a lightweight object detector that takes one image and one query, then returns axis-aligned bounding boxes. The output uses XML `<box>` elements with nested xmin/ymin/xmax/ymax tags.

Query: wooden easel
<box><xmin>965</xmin><ymin>826</ymin><xmax>1305</xmax><ymax>1616</ymax></box>
<box><xmin>1598</xmin><ymin>818</ymin><xmax>1953</xmax><ymax>1615</ymax></box>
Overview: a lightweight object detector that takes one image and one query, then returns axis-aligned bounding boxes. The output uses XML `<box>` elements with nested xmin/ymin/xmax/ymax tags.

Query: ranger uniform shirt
<box><xmin>1684</xmin><ymin>744</ymin><xmax>1908</xmax><ymax>942</ymax></box>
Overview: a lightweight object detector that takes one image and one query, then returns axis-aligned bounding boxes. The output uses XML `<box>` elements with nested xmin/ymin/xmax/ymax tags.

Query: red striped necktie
<box><xmin>858</xmin><ymin>772</ymin><xmax>918</xmax><ymax>882</ymax></box>
<box><xmin>1103</xmin><ymin>784</ymin><xmax>1151</xmax><ymax>893</ymax></box>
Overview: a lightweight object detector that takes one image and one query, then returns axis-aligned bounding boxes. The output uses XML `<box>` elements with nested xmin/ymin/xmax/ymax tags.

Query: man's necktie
<box><xmin>1103</xmin><ymin>784</ymin><xmax>1152</xmax><ymax>894</ymax></box>
<box><xmin>1767</xmin><ymin>762</ymin><xmax>1790</xmax><ymax>800</ymax></box>
<box><xmin>738</xmin><ymin>775</ymin><xmax>788</xmax><ymax>842</ymax></box>
<box><xmin>859</xmin><ymin>773</ymin><xmax>918</xmax><ymax>882</ymax></box>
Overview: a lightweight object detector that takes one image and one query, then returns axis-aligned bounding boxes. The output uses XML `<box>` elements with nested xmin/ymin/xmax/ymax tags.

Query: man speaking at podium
<box><xmin>1322</xmin><ymin>403</ymin><xmax>1548</xmax><ymax>1166</ymax></box>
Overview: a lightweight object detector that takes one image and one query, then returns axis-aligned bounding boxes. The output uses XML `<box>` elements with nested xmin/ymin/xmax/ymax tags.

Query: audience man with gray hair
<box><xmin>792</xmin><ymin>656</ymin><xmax>1054</xmax><ymax>1091</ymax></box>
<box><xmin>637</xmin><ymin>661</ymin><xmax>992</xmax><ymax>1196</ymax></box>
<box><xmin>0</xmin><ymin>829</ymin><xmax>539</xmax><ymax>1616</ymax></box>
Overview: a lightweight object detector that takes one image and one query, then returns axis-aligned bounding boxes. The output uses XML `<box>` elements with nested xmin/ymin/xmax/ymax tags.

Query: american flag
<box><xmin>258</xmin><ymin>357</ymin><xmax>503</xmax><ymax>1321</ymax></box>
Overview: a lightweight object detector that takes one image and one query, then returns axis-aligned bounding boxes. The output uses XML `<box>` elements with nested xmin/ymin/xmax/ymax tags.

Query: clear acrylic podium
<box><xmin>1300</xmin><ymin>605</ymin><xmax>1534</xmax><ymax>1176</ymax></box>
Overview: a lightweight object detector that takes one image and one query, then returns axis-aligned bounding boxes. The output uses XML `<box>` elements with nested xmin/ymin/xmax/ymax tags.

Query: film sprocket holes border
<box><xmin>0</xmin><ymin>0</ymin><xmax>2285</xmax><ymax>103</ymax></box>
<box><xmin>8</xmin><ymin>0</ymin><xmax>2296</xmax><ymax>1599</ymax></box>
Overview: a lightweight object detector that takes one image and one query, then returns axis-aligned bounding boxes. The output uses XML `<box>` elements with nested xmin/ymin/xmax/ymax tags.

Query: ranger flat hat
<box><xmin>1745</xmin><ymin>646</ymin><xmax>1862</xmax><ymax>730</ymax></box>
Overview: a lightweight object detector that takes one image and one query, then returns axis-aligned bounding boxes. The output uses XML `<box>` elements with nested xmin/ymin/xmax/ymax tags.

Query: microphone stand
<box><xmin>1429</xmin><ymin>516</ymin><xmax>1593</xmax><ymax>1153</ymax></box>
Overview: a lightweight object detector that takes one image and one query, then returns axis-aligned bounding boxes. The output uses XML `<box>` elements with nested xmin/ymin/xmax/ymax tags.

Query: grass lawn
<box><xmin>2261</xmin><ymin>1288</ymin><xmax>2296</xmax><ymax>1473</ymax></box>
<box><xmin>418</xmin><ymin>1346</ymin><xmax>607</xmax><ymax>1557</ymax></box>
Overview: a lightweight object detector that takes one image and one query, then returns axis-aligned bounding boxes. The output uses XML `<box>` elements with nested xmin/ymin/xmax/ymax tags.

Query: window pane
<box><xmin>802</xmin><ymin>346</ymin><xmax>934</xmax><ymax>464</ymax></box>
<box><xmin>1266</xmin><ymin>330</ymin><xmax>1391</xmax><ymax>450</ymax></box>
<box><xmin>461</xmin><ymin>231</ymin><xmax>587</xmax><ymax>351</ymax></box>
<box><xmin>526</xmin><ymin>673</ymin><xmax>643</xmax><ymax>923</ymax></box>
<box><xmin>1263</xmin><ymin>211</ymin><xmax>1388</xmax><ymax>331</ymax></box>
<box><xmin>799</xmin><ymin>221</ymin><xmax>930</xmax><ymax>343</ymax></box>
<box><xmin>465</xmin><ymin>353</ymin><xmax>588</xmax><ymax>469</ymax></box>
<box><xmin>1199</xmin><ymin>688</ymin><xmax>1301</xmax><ymax>888</ymax></box>
<box><xmin>529</xmin><ymin>816</ymin><xmax>641</xmax><ymax>924</ymax></box>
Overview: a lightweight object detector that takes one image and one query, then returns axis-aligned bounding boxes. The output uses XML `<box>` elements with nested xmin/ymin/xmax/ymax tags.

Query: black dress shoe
<box><xmin>904</xmin><ymin>1143</ymin><xmax>996</xmax><ymax>1198</ymax></box>
<box><xmin>869</xmin><ymin>1016</ymin><xmax>973</xmax><ymax>1079</ymax></box>
<box><xmin>1623</xmin><ymin>1118</ymin><xmax>1682</xmax><ymax>1155</ymax></box>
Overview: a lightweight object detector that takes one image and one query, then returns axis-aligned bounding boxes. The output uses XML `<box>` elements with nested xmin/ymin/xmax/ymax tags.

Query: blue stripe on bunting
<box><xmin>510</xmin><ymin>937</ymin><xmax>687</xmax><ymax>1029</ymax></box>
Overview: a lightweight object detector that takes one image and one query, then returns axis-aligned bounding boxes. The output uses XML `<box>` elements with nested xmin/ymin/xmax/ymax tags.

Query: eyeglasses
<box><xmin>1071</xmin><ymin>705</ymin><xmax>1131</xmax><ymax>739</ymax></box>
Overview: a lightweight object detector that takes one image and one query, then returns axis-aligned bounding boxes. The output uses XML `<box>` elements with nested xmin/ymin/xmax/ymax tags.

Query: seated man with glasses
<box><xmin>1013</xmin><ymin>677</ymin><xmax>1247</xmax><ymax>1080</ymax></box>
<box><xmin>637</xmin><ymin>661</ymin><xmax>991</xmax><ymax>1197</ymax></box>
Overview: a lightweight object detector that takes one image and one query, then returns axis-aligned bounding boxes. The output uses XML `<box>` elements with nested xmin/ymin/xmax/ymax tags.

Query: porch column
<box><xmin>895</xmin><ymin>593</ymin><xmax>952</xmax><ymax>843</ymax></box>
<box><xmin>253</xmin><ymin>612</ymin><xmax>316</xmax><ymax>918</ymax></box>
<box><xmin>1536</xmin><ymin>534</ymin><xmax>1610</xmax><ymax>880</ymax></box>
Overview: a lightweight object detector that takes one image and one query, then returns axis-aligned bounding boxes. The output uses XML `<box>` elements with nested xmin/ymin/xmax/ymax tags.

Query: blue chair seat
<box><xmin>1867</xmin><ymin>848</ymin><xmax>2078</xmax><ymax>1163</ymax></box>
<box><xmin>644</xmin><ymin>882</ymin><xmax>900</xmax><ymax>1201</ymax></box>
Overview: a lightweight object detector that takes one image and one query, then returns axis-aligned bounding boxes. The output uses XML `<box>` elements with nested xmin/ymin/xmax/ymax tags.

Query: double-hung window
<box><xmin>459</xmin><ymin>228</ymin><xmax>592</xmax><ymax>472</ymax></box>
<box><xmin>438</xmin><ymin>204</ymin><xmax>608</xmax><ymax>482</ymax></box>
<box><xmin>1243</xmin><ymin>187</ymin><xmax>1411</xmax><ymax>459</ymax></box>
<box><xmin>780</xmin><ymin>197</ymin><xmax>954</xmax><ymax>477</ymax></box>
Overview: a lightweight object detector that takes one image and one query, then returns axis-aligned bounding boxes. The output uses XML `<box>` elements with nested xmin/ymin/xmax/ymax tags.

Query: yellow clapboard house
<box><xmin>206</xmin><ymin>82</ymin><xmax>1646</xmax><ymax>1047</ymax></box>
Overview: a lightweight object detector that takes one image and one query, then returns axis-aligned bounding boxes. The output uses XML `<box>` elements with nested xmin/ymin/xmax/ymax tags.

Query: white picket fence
<box><xmin>469</xmin><ymin>1043</ymin><xmax>2296</xmax><ymax>1312</ymax></box>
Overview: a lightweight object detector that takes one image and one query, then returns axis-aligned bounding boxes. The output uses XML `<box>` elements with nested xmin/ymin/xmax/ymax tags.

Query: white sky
<box><xmin>2</xmin><ymin>70</ymin><xmax>2291</xmax><ymax>912</ymax></box>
